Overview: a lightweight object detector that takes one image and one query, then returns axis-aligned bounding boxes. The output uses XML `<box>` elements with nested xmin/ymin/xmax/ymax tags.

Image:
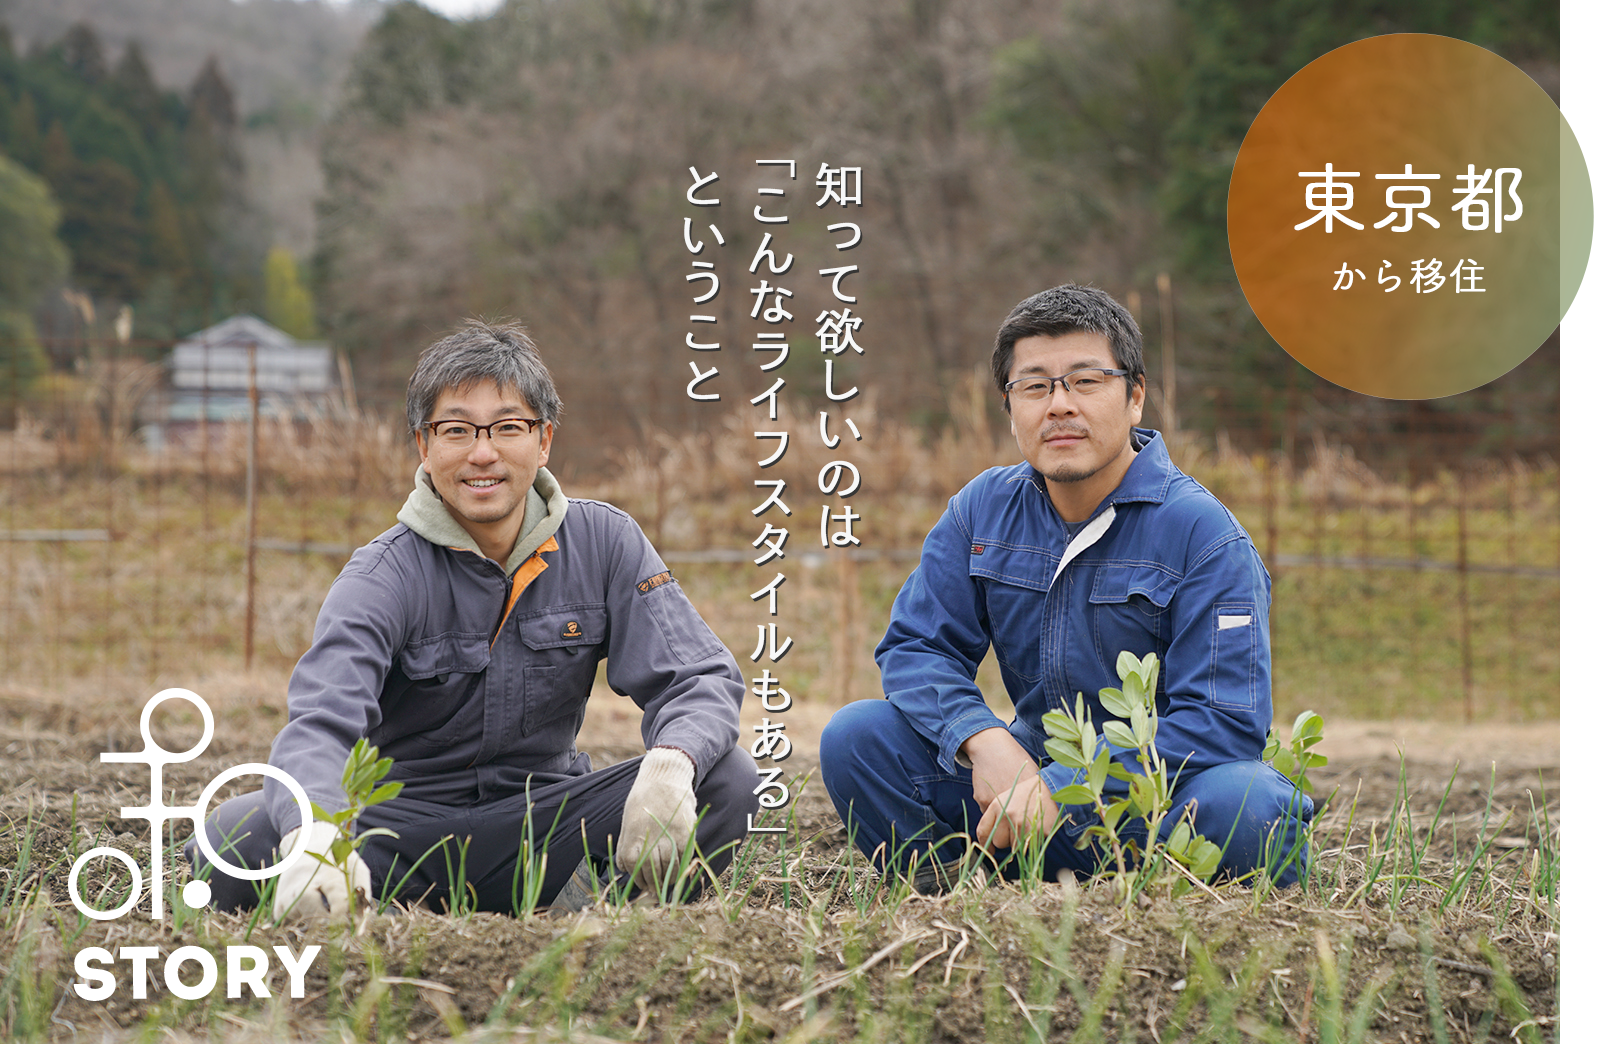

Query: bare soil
<box><xmin>0</xmin><ymin>695</ymin><xmax>1559</xmax><ymax>1042</ymax></box>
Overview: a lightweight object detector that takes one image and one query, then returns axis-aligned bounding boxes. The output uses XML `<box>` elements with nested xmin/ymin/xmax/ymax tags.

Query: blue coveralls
<box><xmin>821</xmin><ymin>430</ymin><xmax>1311</xmax><ymax>885</ymax></box>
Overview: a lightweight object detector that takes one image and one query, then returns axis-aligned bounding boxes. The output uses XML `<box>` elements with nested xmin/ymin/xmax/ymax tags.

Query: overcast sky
<box><xmin>395</xmin><ymin>0</ymin><xmax>503</xmax><ymax>20</ymax></box>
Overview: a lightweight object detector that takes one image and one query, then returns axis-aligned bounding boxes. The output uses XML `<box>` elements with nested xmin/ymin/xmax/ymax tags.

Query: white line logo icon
<box><xmin>68</xmin><ymin>688</ymin><xmax>314</xmax><ymax>921</ymax></box>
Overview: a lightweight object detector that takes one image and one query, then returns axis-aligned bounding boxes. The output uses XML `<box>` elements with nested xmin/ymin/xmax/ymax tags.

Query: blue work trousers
<box><xmin>820</xmin><ymin>700</ymin><xmax>1312</xmax><ymax>887</ymax></box>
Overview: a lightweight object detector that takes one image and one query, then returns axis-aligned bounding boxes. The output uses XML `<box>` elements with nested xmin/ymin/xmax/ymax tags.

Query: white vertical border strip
<box><xmin>1561</xmin><ymin>1</ymin><xmax>1596</xmax><ymax>1031</ymax></box>
<box><xmin>1558</xmin><ymin>14</ymin><xmax>1583</xmax><ymax>1039</ymax></box>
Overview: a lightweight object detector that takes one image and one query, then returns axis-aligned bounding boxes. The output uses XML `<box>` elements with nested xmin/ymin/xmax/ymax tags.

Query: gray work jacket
<box><xmin>264</xmin><ymin>498</ymin><xmax>743</xmax><ymax>834</ymax></box>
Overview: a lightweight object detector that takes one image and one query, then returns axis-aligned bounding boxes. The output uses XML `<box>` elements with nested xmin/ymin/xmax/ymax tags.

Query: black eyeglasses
<box><xmin>1004</xmin><ymin>369</ymin><xmax>1129</xmax><ymax>402</ymax></box>
<box><xmin>423</xmin><ymin>418</ymin><xmax>543</xmax><ymax>447</ymax></box>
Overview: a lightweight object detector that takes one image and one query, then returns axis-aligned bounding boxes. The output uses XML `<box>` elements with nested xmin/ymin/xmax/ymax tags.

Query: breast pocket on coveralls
<box><xmin>972</xmin><ymin>544</ymin><xmax>1050</xmax><ymax>683</ymax></box>
<box><xmin>1088</xmin><ymin>564</ymin><xmax>1177</xmax><ymax>686</ymax></box>
<box><xmin>518</xmin><ymin>605</ymin><xmax>608</xmax><ymax>742</ymax></box>
<box><xmin>375</xmin><ymin>631</ymin><xmax>492</xmax><ymax>753</ymax></box>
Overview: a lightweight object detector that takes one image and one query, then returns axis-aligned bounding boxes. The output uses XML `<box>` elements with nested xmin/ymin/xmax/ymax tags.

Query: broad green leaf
<box><xmin>1055</xmin><ymin>784</ymin><xmax>1098</xmax><ymax>806</ymax></box>
<box><xmin>1099</xmin><ymin>687</ymin><xmax>1133</xmax><ymax>719</ymax></box>
<box><xmin>1043</xmin><ymin>710</ymin><xmax>1078</xmax><ymax>741</ymax></box>
<box><xmin>1045</xmin><ymin>737</ymin><xmax>1084</xmax><ymax>768</ymax></box>
<box><xmin>1116</xmin><ymin>650</ymin><xmax>1142</xmax><ymax>681</ymax></box>
<box><xmin>1130</xmin><ymin>786</ymin><xmax>1155</xmax><ymax>816</ymax></box>
<box><xmin>1305</xmin><ymin>753</ymin><xmax>1329</xmax><ymax>769</ymax></box>
<box><xmin>1104</xmin><ymin>721</ymin><xmax>1139</xmax><ymax>749</ymax></box>
<box><xmin>1168</xmin><ymin>821</ymin><xmax>1192</xmax><ymax>853</ymax></box>
<box><xmin>371</xmin><ymin>781</ymin><xmax>404</xmax><ymax>805</ymax></box>
<box><xmin>312</xmin><ymin>803</ymin><xmax>337</xmax><ymax>824</ymax></box>
<box><xmin>1088</xmin><ymin>754</ymin><xmax>1108</xmax><ymax>794</ymax></box>
<box><xmin>1190</xmin><ymin>841</ymin><xmax>1222</xmax><ymax>880</ymax></box>
<box><xmin>1106</xmin><ymin>762</ymin><xmax>1137</xmax><ymax>783</ymax></box>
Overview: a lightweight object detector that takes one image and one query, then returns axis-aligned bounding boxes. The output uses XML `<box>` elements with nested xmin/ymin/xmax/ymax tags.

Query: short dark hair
<box><xmin>990</xmin><ymin>283</ymin><xmax>1144</xmax><ymax>407</ymax></box>
<box><xmin>406</xmin><ymin>319</ymin><xmax>563</xmax><ymax>434</ymax></box>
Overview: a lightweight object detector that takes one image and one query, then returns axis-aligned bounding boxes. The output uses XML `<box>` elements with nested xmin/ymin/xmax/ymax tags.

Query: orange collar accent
<box><xmin>493</xmin><ymin>535</ymin><xmax>560</xmax><ymax>646</ymax></box>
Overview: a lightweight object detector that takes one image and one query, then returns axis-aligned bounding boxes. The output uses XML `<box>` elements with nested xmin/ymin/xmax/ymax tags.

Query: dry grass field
<box><xmin>0</xmin><ymin>682</ymin><xmax>1559</xmax><ymax>1042</ymax></box>
<box><xmin>0</xmin><ymin>394</ymin><xmax>1561</xmax><ymax>1041</ymax></box>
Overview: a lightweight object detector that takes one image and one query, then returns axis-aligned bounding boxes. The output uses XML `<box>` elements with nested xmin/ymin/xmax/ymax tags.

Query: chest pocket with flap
<box><xmin>518</xmin><ymin>605</ymin><xmax>608</xmax><ymax>738</ymax></box>
<box><xmin>373</xmin><ymin>631</ymin><xmax>492</xmax><ymax>750</ymax></box>
<box><xmin>1088</xmin><ymin>564</ymin><xmax>1177</xmax><ymax>681</ymax></box>
<box><xmin>972</xmin><ymin>543</ymin><xmax>1051</xmax><ymax>682</ymax></box>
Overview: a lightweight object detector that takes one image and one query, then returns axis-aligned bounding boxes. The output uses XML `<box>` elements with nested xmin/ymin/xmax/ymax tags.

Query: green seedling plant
<box><xmin>308</xmin><ymin>738</ymin><xmax>404</xmax><ymax>921</ymax></box>
<box><xmin>1262</xmin><ymin>709</ymin><xmax>1329</xmax><ymax>794</ymax></box>
<box><xmin>1042</xmin><ymin>650</ymin><xmax>1222</xmax><ymax>902</ymax></box>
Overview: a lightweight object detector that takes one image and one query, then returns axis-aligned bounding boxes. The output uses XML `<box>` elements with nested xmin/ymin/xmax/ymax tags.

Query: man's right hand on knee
<box><xmin>272</xmin><ymin>820</ymin><xmax>371</xmax><ymax>920</ymax></box>
<box><xmin>962</xmin><ymin>728</ymin><xmax>1059</xmax><ymax>853</ymax></box>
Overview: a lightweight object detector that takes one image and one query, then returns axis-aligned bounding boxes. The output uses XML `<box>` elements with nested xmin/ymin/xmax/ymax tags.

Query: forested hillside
<box><xmin>0</xmin><ymin>0</ymin><xmax>371</xmax><ymax>114</ymax></box>
<box><xmin>0</xmin><ymin>0</ymin><xmax>372</xmax><ymax>345</ymax></box>
<box><xmin>0</xmin><ymin>0</ymin><xmax>1561</xmax><ymax>468</ymax></box>
<box><xmin>314</xmin><ymin>0</ymin><xmax>1559</xmax><ymax>467</ymax></box>
<box><xmin>0</xmin><ymin>23</ymin><xmax>264</xmax><ymax>349</ymax></box>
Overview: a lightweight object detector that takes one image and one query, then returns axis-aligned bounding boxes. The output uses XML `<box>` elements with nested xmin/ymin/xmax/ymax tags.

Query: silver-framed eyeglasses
<box><xmin>1004</xmin><ymin>368</ymin><xmax>1129</xmax><ymax>402</ymax></box>
<box><xmin>423</xmin><ymin>418</ymin><xmax>543</xmax><ymax>447</ymax></box>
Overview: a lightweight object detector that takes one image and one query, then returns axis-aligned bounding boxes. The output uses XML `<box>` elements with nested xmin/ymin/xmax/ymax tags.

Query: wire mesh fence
<box><xmin>0</xmin><ymin>331</ymin><xmax>1558</xmax><ymax>723</ymax></box>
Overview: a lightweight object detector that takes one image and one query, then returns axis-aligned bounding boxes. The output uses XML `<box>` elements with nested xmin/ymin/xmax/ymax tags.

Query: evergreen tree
<box><xmin>346</xmin><ymin>2</ymin><xmax>478</xmax><ymax>127</ymax></box>
<box><xmin>110</xmin><ymin>43</ymin><xmax>164</xmax><ymax>142</ymax></box>
<box><xmin>60</xmin><ymin>23</ymin><xmax>108</xmax><ymax>86</ymax></box>
<box><xmin>182</xmin><ymin>56</ymin><xmax>244</xmax><ymax>264</ymax></box>
<box><xmin>146</xmin><ymin>180</ymin><xmax>190</xmax><ymax>279</ymax></box>
<box><xmin>57</xmin><ymin>156</ymin><xmax>144</xmax><ymax>302</ymax></box>
<box><xmin>39</xmin><ymin>120</ymin><xmax>73</xmax><ymax>183</ymax></box>
<box><xmin>8</xmin><ymin>94</ymin><xmax>41</xmax><ymax>169</ymax></box>
<box><xmin>187</xmin><ymin>56</ymin><xmax>238</xmax><ymax>137</ymax></box>
<box><xmin>0</xmin><ymin>23</ymin><xmax>262</xmax><ymax>331</ymax></box>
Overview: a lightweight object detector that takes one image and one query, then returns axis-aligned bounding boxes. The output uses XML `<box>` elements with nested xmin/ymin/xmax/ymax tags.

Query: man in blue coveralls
<box><xmin>819</xmin><ymin>283</ymin><xmax>1311</xmax><ymax>890</ymax></box>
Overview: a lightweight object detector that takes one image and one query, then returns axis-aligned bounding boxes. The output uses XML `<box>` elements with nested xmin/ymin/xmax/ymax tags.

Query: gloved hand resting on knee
<box><xmin>616</xmin><ymin>747</ymin><xmax>696</xmax><ymax>894</ymax></box>
<box><xmin>273</xmin><ymin>820</ymin><xmax>371</xmax><ymax>920</ymax></box>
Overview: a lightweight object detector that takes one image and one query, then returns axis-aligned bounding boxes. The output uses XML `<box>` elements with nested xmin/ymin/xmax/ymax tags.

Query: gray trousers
<box><xmin>186</xmin><ymin>747</ymin><xmax>760</xmax><ymax>913</ymax></box>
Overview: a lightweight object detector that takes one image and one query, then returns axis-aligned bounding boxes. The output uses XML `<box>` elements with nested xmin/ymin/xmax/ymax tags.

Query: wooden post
<box><xmin>833</xmin><ymin>552</ymin><xmax>858</xmax><ymax>703</ymax></box>
<box><xmin>244</xmin><ymin>341</ymin><xmax>259</xmax><ymax>669</ymax></box>
<box><xmin>1154</xmin><ymin>273</ymin><xmax>1179</xmax><ymax>433</ymax></box>
<box><xmin>1458</xmin><ymin>474</ymin><xmax>1472</xmax><ymax>722</ymax></box>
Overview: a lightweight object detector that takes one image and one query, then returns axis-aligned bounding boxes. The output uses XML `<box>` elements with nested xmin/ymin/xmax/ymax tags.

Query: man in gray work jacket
<box><xmin>189</xmin><ymin>320</ymin><xmax>758</xmax><ymax>917</ymax></box>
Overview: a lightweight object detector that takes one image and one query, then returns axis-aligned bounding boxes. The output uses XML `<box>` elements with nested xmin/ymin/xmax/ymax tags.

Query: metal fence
<box><xmin>0</xmin><ymin>331</ymin><xmax>1559</xmax><ymax>723</ymax></box>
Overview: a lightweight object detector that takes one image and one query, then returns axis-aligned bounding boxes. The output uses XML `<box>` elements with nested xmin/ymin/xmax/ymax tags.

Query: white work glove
<box><xmin>272</xmin><ymin>820</ymin><xmax>371</xmax><ymax>920</ymax></box>
<box><xmin>617</xmin><ymin>747</ymin><xmax>697</xmax><ymax>894</ymax></box>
